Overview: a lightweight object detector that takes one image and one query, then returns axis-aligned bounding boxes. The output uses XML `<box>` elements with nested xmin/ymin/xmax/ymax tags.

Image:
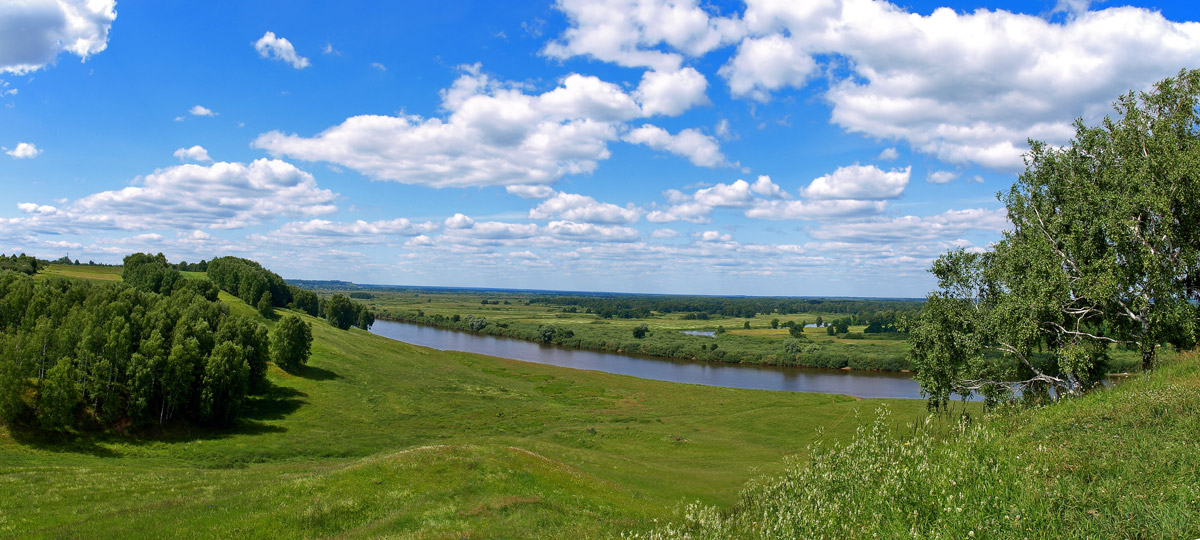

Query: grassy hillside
<box><xmin>633</xmin><ymin>351</ymin><xmax>1200</xmax><ymax>539</ymax></box>
<box><xmin>0</xmin><ymin>266</ymin><xmax>931</xmax><ymax>538</ymax></box>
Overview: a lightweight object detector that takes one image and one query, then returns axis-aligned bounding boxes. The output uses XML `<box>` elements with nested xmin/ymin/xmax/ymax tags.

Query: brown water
<box><xmin>370</xmin><ymin>319</ymin><xmax>927</xmax><ymax>399</ymax></box>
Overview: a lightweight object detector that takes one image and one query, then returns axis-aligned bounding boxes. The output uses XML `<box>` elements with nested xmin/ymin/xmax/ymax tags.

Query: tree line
<box><xmin>526</xmin><ymin>294</ymin><xmax>922</xmax><ymax>321</ymax></box>
<box><xmin>0</xmin><ymin>253</ymin><xmax>313</xmax><ymax>432</ymax></box>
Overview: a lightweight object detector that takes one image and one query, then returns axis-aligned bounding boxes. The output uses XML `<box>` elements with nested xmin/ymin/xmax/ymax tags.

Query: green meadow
<box><xmin>1</xmin><ymin>265</ymin><xmax>931</xmax><ymax>538</ymax></box>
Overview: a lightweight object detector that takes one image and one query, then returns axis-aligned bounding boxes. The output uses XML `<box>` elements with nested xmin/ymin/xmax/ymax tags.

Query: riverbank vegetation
<box><xmin>0</xmin><ymin>263</ymin><xmax>931</xmax><ymax>538</ymax></box>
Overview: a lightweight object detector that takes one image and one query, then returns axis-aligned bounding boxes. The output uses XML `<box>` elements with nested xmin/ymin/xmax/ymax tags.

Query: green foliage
<box><xmin>632</xmin><ymin>323</ymin><xmax>649</xmax><ymax>339</ymax></box>
<box><xmin>0</xmin><ymin>260</ymin><xmax>267</xmax><ymax>432</ymax></box>
<box><xmin>207</xmin><ymin>256</ymin><xmax>292</xmax><ymax>308</ymax></box>
<box><xmin>122</xmin><ymin>252</ymin><xmax>181</xmax><ymax>295</ymax></box>
<box><xmin>0</xmin><ymin>253</ymin><xmax>41</xmax><ymax>275</ymax></box>
<box><xmin>788</xmin><ymin>325</ymin><xmax>804</xmax><ymax>338</ymax></box>
<box><xmin>325</xmin><ymin>294</ymin><xmax>356</xmax><ymax>330</ymax></box>
<box><xmin>911</xmin><ymin>70</ymin><xmax>1200</xmax><ymax>408</ymax></box>
<box><xmin>633</xmin><ymin>354</ymin><xmax>1200</xmax><ymax>540</ymax></box>
<box><xmin>271</xmin><ymin>315</ymin><xmax>312</xmax><ymax>371</ymax></box>
<box><xmin>289</xmin><ymin>287</ymin><xmax>320</xmax><ymax>317</ymax></box>
<box><xmin>199</xmin><ymin>342</ymin><xmax>249</xmax><ymax>426</ymax></box>
<box><xmin>257</xmin><ymin>291</ymin><xmax>274</xmax><ymax>318</ymax></box>
<box><xmin>349</xmin><ymin>292</ymin><xmax>374</xmax><ymax>299</ymax></box>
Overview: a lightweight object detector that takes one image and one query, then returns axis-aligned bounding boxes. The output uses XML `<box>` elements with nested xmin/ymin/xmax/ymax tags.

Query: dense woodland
<box><xmin>0</xmin><ymin>253</ymin><xmax>316</xmax><ymax>432</ymax></box>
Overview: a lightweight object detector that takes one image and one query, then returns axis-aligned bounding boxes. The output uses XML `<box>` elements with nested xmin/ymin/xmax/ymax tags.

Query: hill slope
<box><xmin>1</xmin><ymin>266</ymin><xmax>929</xmax><ymax>538</ymax></box>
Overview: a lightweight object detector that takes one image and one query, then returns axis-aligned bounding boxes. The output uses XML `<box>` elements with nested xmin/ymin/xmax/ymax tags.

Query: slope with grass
<box><xmin>0</xmin><ymin>265</ymin><xmax>931</xmax><ymax>538</ymax></box>
<box><xmin>633</xmin><ymin>351</ymin><xmax>1200</xmax><ymax>539</ymax></box>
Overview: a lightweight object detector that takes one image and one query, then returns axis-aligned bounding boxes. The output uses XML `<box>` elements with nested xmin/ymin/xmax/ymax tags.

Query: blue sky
<box><xmin>2</xmin><ymin>0</ymin><xmax>1198</xmax><ymax>296</ymax></box>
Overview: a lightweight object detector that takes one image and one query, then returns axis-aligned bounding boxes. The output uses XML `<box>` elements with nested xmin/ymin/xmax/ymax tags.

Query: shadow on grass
<box><xmin>288</xmin><ymin>363</ymin><xmax>341</xmax><ymax>381</ymax></box>
<box><xmin>6</xmin><ymin>381</ymin><xmax>307</xmax><ymax>456</ymax></box>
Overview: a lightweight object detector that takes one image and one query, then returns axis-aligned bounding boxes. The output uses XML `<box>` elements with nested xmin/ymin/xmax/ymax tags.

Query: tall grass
<box><xmin>631</xmin><ymin>352</ymin><xmax>1200</xmax><ymax>539</ymax></box>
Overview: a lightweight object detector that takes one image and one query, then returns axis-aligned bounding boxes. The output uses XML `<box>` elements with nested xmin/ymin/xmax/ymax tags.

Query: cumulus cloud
<box><xmin>263</xmin><ymin>218</ymin><xmax>436</xmax><ymax>246</ymax></box>
<box><xmin>545</xmin><ymin>220</ymin><xmax>639</xmax><ymax>242</ymax></box>
<box><xmin>529</xmin><ymin>192</ymin><xmax>642</xmax><ymax>224</ymax></box>
<box><xmin>543</xmin><ymin>0</ymin><xmax>740</xmax><ymax>71</ymax></box>
<box><xmin>173</xmin><ymin>145</ymin><xmax>212</xmax><ymax>163</ymax></box>
<box><xmin>189</xmin><ymin>105</ymin><xmax>216</xmax><ymax>117</ymax></box>
<box><xmin>651</xmin><ymin>228</ymin><xmax>680</xmax><ymax>238</ymax></box>
<box><xmin>635</xmin><ymin>67</ymin><xmax>709</xmax><ymax>116</ymax></box>
<box><xmin>5</xmin><ymin>142</ymin><xmax>41</xmax><ymax>159</ymax></box>
<box><xmin>877</xmin><ymin>147</ymin><xmax>899</xmax><ymax>160</ymax></box>
<box><xmin>0</xmin><ymin>0</ymin><xmax>117</xmax><ymax>74</ymax></box>
<box><xmin>693</xmin><ymin>179</ymin><xmax>756</xmax><ymax>207</ymax></box>
<box><xmin>14</xmin><ymin>159</ymin><xmax>337</xmax><ymax>231</ymax></box>
<box><xmin>697</xmin><ymin>230</ymin><xmax>733</xmax><ymax>243</ymax></box>
<box><xmin>804</xmin><ymin>164</ymin><xmax>910</xmax><ymax>200</ymax></box>
<box><xmin>549</xmin><ymin>0</ymin><xmax>1200</xmax><ymax>170</ymax></box>
<box><xmin>624</xmin><ymin>124</ymin><xmax>726</xmax><ymax>167</ymax></box>
<box><xmin>255</xmin><ymin>65</ymin><xmax>725</xmax><ymax>187</ymax></box>
<box><xmin>254</xmin><ymin>31</ymin><xmax>310</xmax><ymax>69</ymax></box>
<box><xmin>927</xmin><ymin>170</ymin><xmax>960</xmax><ymax>184</ymax></box>
<box><xmin>444</xmin><ymin>213</ymin><xmax>476</xmax><ymax>229</ymax></box>
<box><xmin>750</xmin><ymin>175</ymin><xmax>789</xmax><ymax>199</ymax></box>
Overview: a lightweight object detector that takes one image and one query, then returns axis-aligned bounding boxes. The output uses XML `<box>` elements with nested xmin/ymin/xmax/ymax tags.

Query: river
<box><xmin>370</xmin><ymin>319</ymin><xmax>927</xmax><ymax>399</ymax></box>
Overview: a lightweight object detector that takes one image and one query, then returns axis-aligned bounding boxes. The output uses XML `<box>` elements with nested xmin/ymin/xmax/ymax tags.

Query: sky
<box><xmin>2</xmin><ymin>0</ymin><xmax>1199</xmax><ymax>297</ymax></box>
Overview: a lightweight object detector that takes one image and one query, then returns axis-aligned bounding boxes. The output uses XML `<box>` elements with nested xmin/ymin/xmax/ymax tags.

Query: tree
<box><xmin>789</xmin><ymin>325</ymin><xmax>804</xmax><ymax>338</ymax></box>
<box><xmin>770</xmin><ymin>318</ymin><xmax>780</xmax><ymax>329</ymax></box>
<box><xmin>325</xmin><ymin>294</ymin><xmax>355</xmax><ymax>330</ymax></box>
<box><xmin>271</xmin><ymin>315</ymin><xmax>312</xmax><ymax>371</ymax></box>
<box><xmin>743</xmin><ymin>321</ymin><xmax>751</xmax><ymax>330</ymax></box>
<box><xmin>632</xmin><ymin>323</ymin><xmax>649</xmax><ymax>339</ymax></box>
<box><xmin>199</xmin><ymin>342</ymin><xmax>249</xmax><ymax>426</ymax></box>
<box><xmin>815</xmin><ymin>316</ymin><xmax>823</xmax><ymax>327</ymax></box>
<box><xmin>257</xmin><ymin>291</ymin><xmax>274</xmax><ymax>318</ymax></box>
<box><xmin>910</xmin><ymin>70</ymin><xmax>1200</xmax><ymax>409</ymax></box>
<box><xmin>357</xmin><ymin>308</ymin><xmax>375</xmax><ymax>330</ymax></box>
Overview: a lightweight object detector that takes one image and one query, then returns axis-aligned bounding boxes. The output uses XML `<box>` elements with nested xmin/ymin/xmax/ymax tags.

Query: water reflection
<box><xmin>370</xmin><ymin>319</ymin><xmax>927</xmax><ymax>399</ymax></box>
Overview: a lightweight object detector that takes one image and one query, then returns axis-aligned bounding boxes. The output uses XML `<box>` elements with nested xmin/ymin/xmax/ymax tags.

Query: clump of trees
<box><xmin>324</xmin><ymin>294</ymin><xmax>375</xmax><ymax>331</ymax></box>
<box><xmin>0</xmin><ymin>253</ymin><xmax>320</xmax><ymax>432</ymax></box>
<box><xmin>207</xmin><ymin>256</ymin><xmax>293</xmax><ymax>314</ymax></box>
<box><xmin>0</xmin><ymin>254</ymin><xmax>41</xmax><ymax>275</ymax></box>
<box><xmin>910</xmin><ymin>70</ymin><xmax>1200</xmax><ymax>409</ymax></box>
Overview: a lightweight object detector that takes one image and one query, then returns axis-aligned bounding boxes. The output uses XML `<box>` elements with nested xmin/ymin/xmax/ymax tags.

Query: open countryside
<box><xmin>4</xmin><ymin>1</ymin><xmax>1200</xmax><ymax>538</ymax></box>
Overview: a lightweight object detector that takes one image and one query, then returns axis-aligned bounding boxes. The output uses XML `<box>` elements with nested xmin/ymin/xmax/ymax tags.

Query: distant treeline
<box><xmin>525</xmin><ymin>295</ymin><xmax>923</xmax><ymax>320</ymax></box>
<box><xmin>0</xmin><ymin>254</ymin><xmax>41</xmax><ymax>275</ymax></box>
<box><xmin>0</xmin><ymin>255</ymin><xmax>272</xmax><ymax>431</ymax></box>
<box><xmin>203</xmin><ymin>257</ymin><xmax>375</xmax><ymax>331</ymax></box>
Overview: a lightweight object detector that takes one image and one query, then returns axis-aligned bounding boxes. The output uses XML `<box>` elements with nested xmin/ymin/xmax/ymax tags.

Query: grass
<box><xmin>0</xmin><ymin>266</ymin><xmax>932</xmax><ymax>538</ymax></box>
<box><xmin>631</xmin><ymin>351</ymin><xmax>1200</xmax><ymax>539</ymax></box>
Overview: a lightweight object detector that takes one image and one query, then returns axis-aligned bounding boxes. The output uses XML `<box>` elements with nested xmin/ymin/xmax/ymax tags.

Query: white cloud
<box><xmin>189</xmin><ymin>105</ymin><xmax>216</xmax><ymax>117</ymax></box>
<box><xmin>456</xmin><ymin>221</ymin><xmax>540</xmax><ymax>240</ymax></box>
<box><xmin>877</xmin><ymin>147</ymin><xmax>899</xmax><ymax>160</ymax></box>
<box><xmin>719</xmin><ymin>34</ymin><xmax>817</xmax><ymax>101</ymax></box>
<box><xmin>370</xmin><ymin>62</ymin><xmax>386</xmax><ymax>71</ymax></box>
<box><xmin>549</xmin><ymin>0</ymin><xmax>1200</xmax><ymax>170</ymax></box>
<box><xmin>745</xmin><ymin>199</ymin><xmax>888</xmax><ymax>221</ymax></box>
<box><xmin>651</xmin><ymin>228</ymin><xmax>680</xmax><ymax>238</ymax></box>
<box><xmin>624</xmin><ymin>124</ymin><xmax>726</xmax><ymax>167</ymax></box>
<box><xmin>804</xmin><ymin>165</ymin><xmax>910</xmax><ymax>200</ymax></box>
<box><xmin>506</xmin><ymin>185</ymin><xmax>556</xmax><ymax>199</ymax></box>
<box><xmin>635</xmin><ymin>67</ymin><xmax>709</xmax><ymax>116</ymax></box>
<box><xmin>750</xmin><ymin>175</ymin><xmax>789</xmax><ymax>199</ymax></box>
<box><xmin>543</xmin><ymin>0</ymin><xmax>740</xmax><ymax>71</ymax></box>
<box><xmin>444</xmin><ymin>213</ymin><xmax>476</xmax><ymax>229</ymax></box>
<box><xmin>529</xmin><ymin>192</ymin><xmax>642</xmax><ymax>224</ymax></box>
<box><xmin>697</xmin><ymin>230</ymin><xmax>732</xmax><ymax>243</ymax></box>
<box><xmin>6</xmin><ymin>142</ymin><xmax>41</xmax><ymax>159</ymax></box>
<box><xmin>15</xmin><ymin>159</ymin><xmax>336</xmax><ymax>231</ymax></box>
<box><xmin>808</xmin><ymin>208</ymin><xmax>1009</xmax><ymax>243</ymax></box>
<box><xmin>646</xmin><ymin>201</ymin><xmax>712</xmax><ymax>223</ymax></box>
<box><xmin>17</xmin><ymin>203</ymin><xmax>57</xmax><ymax>215</ymax></box>
<box><xmin>255</xmin><ymin>66</ymin><xmax>630</xmax><ymax>188</ymax></box>
<box><xmin>693</xmin><ymin>179</ymin><xmax>755</xmax><ymax>207</ymax></box>
<box><xmin>173</xmin><ymin>145</ymin><xmax>212</xmax><ymax>163</ymax></box>
<box><xmin>254</xmin><ymin>31</ymin><xmax>310</xmax><ymax>69</ymax></box>
<box><xmin>927</xmin><ymin>170</ymin><xmax>960</xmax><ymax>184</ymax></box>
<box><xmin>0</xmin><ymin>0</ymin><xmax>116</xmax><ymax>74</ymax></box>
<box><xmin>277</xmin><ymin>218</ymin><xmax>435</xmax><ymax>238</ymax></box>
<box><xmin>545</xmin><ymin>220</ymin><xmax>639</xmax><ymax>242</ymax></box>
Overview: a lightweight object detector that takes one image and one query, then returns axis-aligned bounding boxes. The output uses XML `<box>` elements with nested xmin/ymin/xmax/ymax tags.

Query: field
<box><xmin>0</xmin><ymin>266</ymin><xmax>933</xmax><ymax>538</ymax></box>
<box><xmin>338</xmin><ymin>288</ymin><xmax>920</xmax><ymax>371</ymax></box>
